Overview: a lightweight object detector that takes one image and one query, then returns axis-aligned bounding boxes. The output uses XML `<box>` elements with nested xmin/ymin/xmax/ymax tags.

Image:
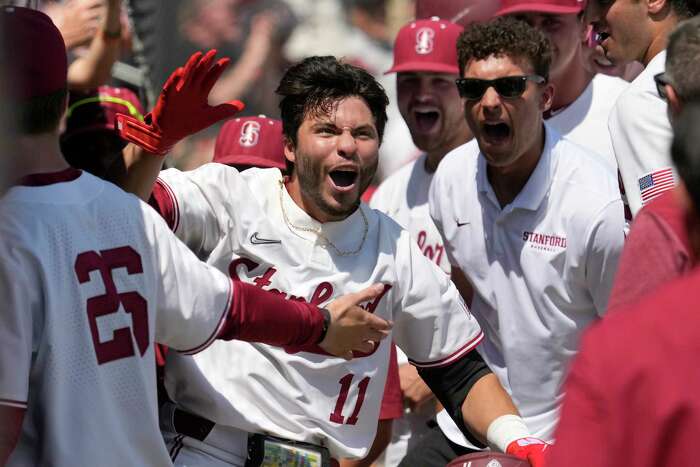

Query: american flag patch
<box><xmin>639</xmin><ymin>168</ymin><xmax>675</xmax><ymax>206</ymax></box>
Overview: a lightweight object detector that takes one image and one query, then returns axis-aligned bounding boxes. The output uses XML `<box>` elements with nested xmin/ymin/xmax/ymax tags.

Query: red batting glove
<box><xmin>506</xmin><ymin>437</ymin><xmax>550</xmax><ymax>467</ymax></box>
<box><xmin>116</xmin><ymin>49</ymin><xmax>244</xmax><ymax>155</ymax></box>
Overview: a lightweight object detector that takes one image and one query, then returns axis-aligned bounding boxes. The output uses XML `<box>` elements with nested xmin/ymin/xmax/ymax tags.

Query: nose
<box><xmin>480</xmin><ymin>86</ymin><xmax>503</xmax><ymax>114</ymax></box>
<box><xmin>337</xmin><ymin>129</ymin><xmax>357</xmax><ymax>159</ymax></box>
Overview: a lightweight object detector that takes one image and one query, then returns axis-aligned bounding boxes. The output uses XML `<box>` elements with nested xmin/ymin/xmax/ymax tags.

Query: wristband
<box><xmin>315</xmin><ymin>308</ymin><xmax>331</xmax><ymax>344</ymax></box>
<box><xmin>486</xmin><ymin>414</ymin><xmax>531</xmax><ymax>452</ymax></box>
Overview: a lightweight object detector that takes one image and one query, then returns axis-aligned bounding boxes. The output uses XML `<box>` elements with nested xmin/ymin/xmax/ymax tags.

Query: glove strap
<box><xmin>116</xmin><ymin>113</ymin><xmax>175</xmax><ymax>156</ymax></box>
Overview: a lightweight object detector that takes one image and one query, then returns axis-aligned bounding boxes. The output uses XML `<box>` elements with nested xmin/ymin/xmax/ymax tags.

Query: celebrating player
<box><xmin>119</xmin><ymin>51</ymin><xmax>548</xmax><ymax>465</ymax></box>
<box><xmin>370</xmin><ymin>17</ymin><xmax>472</xmax><ymax>466</ymax></box>
<box><xmin>0</xmin><ymin>7</ymin><xmax>392</xmax><ymax>466</ymax></box>
<box><xmin>427</xmin><ymin>17</ymin><xmax>624</xmax><ymax>466</ymax></box>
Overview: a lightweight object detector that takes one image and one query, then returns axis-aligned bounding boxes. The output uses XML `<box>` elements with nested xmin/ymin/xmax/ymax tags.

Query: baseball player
<box><xmin>587</xmin><ymin>0</ymin><xmax>696</xmax><ymax>216</ymax></box>
<box><xmin>369</xmin><ymin>17</ymin><xmax>471</xmax><ymax>467</ymax></box>
<box><xmin>60</xmin><ymin>85</ymin><xmax>145</xmax><ymax>184</ymax></box>
<box><xmin>425</xmin><ymin>17</ymin><xmax>624</xmax><ymax>466</ymax></box>
<box><xmin>0</xmin><ymin>7</ymin><xmax>391</xmax><ymax>466</ymax></box>
<box><xmin>118</xmin><ymin>52</ymin><xmax>550</xmax><ymax>466</ymax></box>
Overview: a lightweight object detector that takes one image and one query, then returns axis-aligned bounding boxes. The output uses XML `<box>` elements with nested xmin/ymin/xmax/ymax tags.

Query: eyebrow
<box><xmin>310</xmin><ymin>121</ymin><xmax>377</xmax><ymax>135</ymax></box>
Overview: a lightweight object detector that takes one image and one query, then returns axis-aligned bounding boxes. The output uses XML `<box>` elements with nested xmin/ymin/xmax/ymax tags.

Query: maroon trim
<box><xmin>408</xmin><ymin>331</ymin><xmax>484</xmax><ymax>368</ymax></box>
<box><xmin>150</xmin><ymin>178</ymin><xmax>179</xmax><ymax>232</ymax></box>
<box><xmin>17</xmin><ymin>167</ymin><xmax>81</xmax><ymax>187</ymax></box>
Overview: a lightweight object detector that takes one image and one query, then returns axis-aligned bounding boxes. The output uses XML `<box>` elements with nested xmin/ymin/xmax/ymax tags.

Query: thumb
<box><xmin>342</xmin><ymin>283</ymin><xmax>385</xmax><ymax>307</ymax></box>
<box><xmin>207</xmin><ymin>100</ymin><xmax>246</xmax><ymax>124</ymax></box>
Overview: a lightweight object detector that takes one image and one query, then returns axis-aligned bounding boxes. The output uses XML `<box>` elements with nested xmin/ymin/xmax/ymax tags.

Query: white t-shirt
<box><xmin>0</xmin><ymin>170</ymin><xmax>233</xmax><ymax>467</ymax></box>
<box><xmin>155</xmin><ymin>165</ymin><xmax>483</xmax><ymax>459</ymax></box>
<box><xmin>370</xmin><ymin>153</ymin><xmax>450</xmax><ymax>275</ymax></box>
<box><xmin>609</xmin><ymin>50</ymin><xmax>675</xmax><ymax>217</ymax></box>
<box><xmin>547</xmin><ymin>73</ymin><xmax>628</xmax><ymax>172</ymax></box>
<box><xmin>429</xmin><ymin>126</ymin><xmax>625</xmax><ymax>446</ymax></box>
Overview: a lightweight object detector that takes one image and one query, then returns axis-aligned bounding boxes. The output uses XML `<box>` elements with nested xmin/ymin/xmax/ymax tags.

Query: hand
<box><xmin>506</xmin><ymin>437</ymin><xmax>550</xmax><ymax>467</ymax></box>
<box><xmin>319</xmin><ymin>284</ymin><xmax>393</xmax><ymax>360</ymax></box>
<box><xmin>399</xmin><ymin>363</ymin><xmax>434</xmax><ymax>412</ymax></box>
<box><xmin>116</xmin><ymin>50</ymin><xmax>245</xmax><ymax>155</ymax></box>
<box><xmin>45</xmin><ymin>0</ymin><xmax>104</xmax><ymax>49</ymax></box>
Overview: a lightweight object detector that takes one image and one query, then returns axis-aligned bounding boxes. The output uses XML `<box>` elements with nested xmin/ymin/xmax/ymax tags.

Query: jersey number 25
<box><xmin>74</xmin><ymin>246</ymin><xmax>149</xmax><ymax>365</ymax></box>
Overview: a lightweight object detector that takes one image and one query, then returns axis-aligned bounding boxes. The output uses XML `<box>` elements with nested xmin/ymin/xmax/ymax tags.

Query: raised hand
<box><xmin>320</xmin><ymin>284</ymin><xmax>393</xmax><ymax>360</ymax></box>
<box><xmin>116</xmin><ymin>49</ymin><xmax>245</xmax><ymax>155</ymax></box>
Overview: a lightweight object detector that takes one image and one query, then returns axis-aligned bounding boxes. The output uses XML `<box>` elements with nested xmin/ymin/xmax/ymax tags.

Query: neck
<box><xmin>487</xmin><ymin>125</ymin><xmax>545</xmax><ymax>207</ymax></box>
<box><xmin>550</xmin><ymin>56</ymin><xmax>594</xmax><ymax>111</ymax></box>
<box><xmin>643</xmin><ymin>29</ymin><xmax>670</xmax><ymax>66</ymax></box>
<box><xmin>13</xmin><ymin>132</ymin><xmax>69</xmax><ymax>182</ymax></box>
<box><xmin>285</xmin><ymin>175</ymin><xmax>339</xmax><ymax>223</ymax></box>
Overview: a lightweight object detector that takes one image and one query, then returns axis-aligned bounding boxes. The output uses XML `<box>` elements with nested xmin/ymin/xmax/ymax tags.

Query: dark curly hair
<box><xmin>276</xmin><ymin>56</ymin><xmax>389</xmax><ymax>149</ymax></box>
<box><xmin>457</xmin><ymin>16</ymin><xmax>552</xmax><ymax>81</ymax></box>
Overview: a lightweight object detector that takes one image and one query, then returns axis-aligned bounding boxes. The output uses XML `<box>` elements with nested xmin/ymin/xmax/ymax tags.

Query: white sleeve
<box><xmin>148</xmin><ymin>212</ymin><xmax>233</xmax><ymax>354</ymax></box>
<box><xmin>428</xmin><ymin>164</ymin><xmax>459</xmax><ymax>268</ymax></box>
<box><xmin>0</xmin><ymin>244</ymin><xmax>36</xmax><ymax>410</ymax></box>
<box><xmin>609</xmin><ymin>89</ymin><xmax>675</xmax><ymax>216</ymax></box>
<box><xmin>584</xmin><ymin>200</ymin><xmax>626</xmax><ymax>316</ymax></box>
<box><xmin>155</xmin><ymin>164</ymin><xmax>241</xmax><ymax>258</ymax></box>
<box><xmin>391</xmin><ymin>231</ymin><xmax>483</xmax><ymax>368</ymax></box>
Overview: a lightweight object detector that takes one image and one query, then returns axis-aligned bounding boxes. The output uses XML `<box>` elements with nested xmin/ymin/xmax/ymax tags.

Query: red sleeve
<box><xmin>379</xmin><ymin>344</ymin><xmax>403</xmax><ymax>421</ymax></box>
<box><xmin>148</xmin><ymin>178</ymin><xmax>179</xmax><ymax>231</ymax></box>
<box><xmin>217</xmin><ymin>281</ymin><xmax>325</xmax><ymax>347</ymax></box>
<box><xmin>547</xmin><ymin>329</ymin><xmax>613</xmax><ymax>467</ymax></box>
<box><xmin>0</xmin><ymin>405</ymin><xmax>24</xmax><ymax>465</ymax></box>
<box><xmin>607</xmin><ymin>193</ymin><xmax>692</xmax><ymax>311</ymax></box>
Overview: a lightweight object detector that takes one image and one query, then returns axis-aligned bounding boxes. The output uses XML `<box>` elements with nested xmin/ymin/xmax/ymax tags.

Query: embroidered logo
<box><xmin>250</xmin><ymin>232</ymin><xmax>281</xmax><ymax>245</ymax></box>
<box><xmin>239</xmin><ymin>120</ymin><xmax>261</xmax><ymax>147</ymax></box>
<box><xmin>523</xmin><ymin>231</ymin><xmax>567</xmax><ymax>252</ymax></box>
<box><xmin>415</xmin><ymin>27</ymin><xmax>435</xmax><ymax>55</ymax></box>
<box><xmin>486</xmin><ymin>461</ymin><xmax>502</xmax><ymax>467</ymax></box>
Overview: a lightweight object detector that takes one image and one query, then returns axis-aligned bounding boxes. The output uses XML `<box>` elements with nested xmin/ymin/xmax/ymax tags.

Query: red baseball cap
<box><xmin>385</xmin><ymin>17</ymin><xmax>464</xmax><ymax>75</ymax></box>
<box><xmin>415</xmin><ymin>0</ymin><xmax>501</xmax><ymax>28</ymax></box>
<box><xmin>214</xmin><ymin>116</ymin><xmax>286</xmax><ymax>170</ymax></box>
<box><xmin>62</xmin><ymin>86</ymin><xmax>145</xmax><ymax>143</ymax></box>
<box><xmin>0</xmin><ymin>6</ymin><xmax>67</xmax><ymax>99</ymax></box>
<box><xmin>496</xmin><ymin>0</ymin><xmax>586</xmax><ymax>16</ymax></box>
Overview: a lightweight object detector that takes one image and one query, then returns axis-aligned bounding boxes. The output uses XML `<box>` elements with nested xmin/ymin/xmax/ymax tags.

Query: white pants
<box><xmin>163</xmin><ymin>426</ymin><xmax>249</xmax><ymax>467</ymax></box>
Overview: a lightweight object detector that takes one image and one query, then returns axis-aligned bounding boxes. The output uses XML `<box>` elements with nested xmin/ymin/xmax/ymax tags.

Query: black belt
<box><xmin>172</xmin><ymin>407</ymin><xmax>215</xmax><ymax>442</ymax></box>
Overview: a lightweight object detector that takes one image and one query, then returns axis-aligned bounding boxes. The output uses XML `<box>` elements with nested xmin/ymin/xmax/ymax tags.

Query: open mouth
<box><xmin>414</xmin><ymin>110</ymin><xmax>440</xmax><ymax>133</ymax></box>
<box><xmin>329</xmin><ymin>169</ymin><xmax>358</xmax><ymax>190</ymax></box>
<box><xmin>482</xmin><ymin>122</ymin><xmax>511</xmax><ymax>143</ymax></box>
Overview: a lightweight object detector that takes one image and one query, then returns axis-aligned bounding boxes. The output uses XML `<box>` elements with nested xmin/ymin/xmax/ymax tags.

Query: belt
<box><xmin>172</xmin><ymin>407</ymin><xmax>215</xmax><ymax>441</ymax></box>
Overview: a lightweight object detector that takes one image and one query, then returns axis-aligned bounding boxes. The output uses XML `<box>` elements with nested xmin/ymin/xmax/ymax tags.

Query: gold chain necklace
<box><xmin>278</xmin><ymin>180</ymin><xmax>368</xmax><ymax>256</ymax></box>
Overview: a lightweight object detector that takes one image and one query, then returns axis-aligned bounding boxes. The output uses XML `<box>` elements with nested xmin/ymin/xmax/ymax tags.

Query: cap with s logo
<box><xmin>385</xmin><ymin>17</ymin><xmax>464</xmax><ymax>75</ymax></box>
<box><xmin>214</xmin><ymin>115</ymin><xmax>286</xmax><ymax>170</ymax></box>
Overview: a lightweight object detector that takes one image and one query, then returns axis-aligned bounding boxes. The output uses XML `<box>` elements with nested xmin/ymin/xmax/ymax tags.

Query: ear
<box><xmin>540</xmin><ymin>82</ymin><xmax>555</xmax><ymax>113</ymax></box>
<box><xmin>283</xmin><ymin>137</ymin><xmax>296</xmax><ymax>165</ymax></box>
<box><xmin>666</xmin><ymin>85</ymin><xmax>683</xmax><ymax>117</ymax></box>
<box><xmin>647</xmin><ymin>0</ymin><xmax>668</xmax><ymax>15</ymax></box>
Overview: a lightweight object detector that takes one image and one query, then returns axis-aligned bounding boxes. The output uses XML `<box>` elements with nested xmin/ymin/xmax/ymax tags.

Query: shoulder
<box><xmin>591</xmin><ymin>73</ymin><xmax>629</xmax><ymax>98</ymax></box>
<box><xmin>435</xmin><ymin>140</ymin><xmax>480</xmax><ymax>181</ymax></box>
<box><xmin>371</xmin><ymin>157</ymin><xmax>422</xmax><ymax>210</ymax></box>
<box><xmin>611</xmin><ymin>57</ymin><xmax>665</xmax><ymax>119</ymax></box>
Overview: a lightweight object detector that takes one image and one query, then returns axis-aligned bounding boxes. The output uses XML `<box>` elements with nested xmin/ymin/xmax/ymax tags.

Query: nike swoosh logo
<box><xmin>456</xmin><ymin>220</ymin><xmax>470</xmax><ymax>227</ymax></box>
<box><xmin>250</xmin><ymin>232</ymin><xmax>281</xmax><ymax>245</ymax></box>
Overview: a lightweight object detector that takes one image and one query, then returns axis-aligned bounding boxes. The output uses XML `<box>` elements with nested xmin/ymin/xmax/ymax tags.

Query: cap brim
<box><xmin>496</xmin><ymin>4</ymin><xmax>583</xmax><ymax>16</ymax></box>
<box><xmin>213</xmin><ymin>154</ymin><xmax>286</xmax><ymax>170</ymax></box>
<box><xmin>385</xmin><ymin>62</ymin><xmax>460</xmax><ymax>75</ymax></box>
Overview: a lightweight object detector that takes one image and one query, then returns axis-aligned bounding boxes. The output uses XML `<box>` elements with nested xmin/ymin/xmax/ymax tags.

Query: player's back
<box><xmin>0</xmin><ymin>169</ymin><xmax>176</xmax><ymax>467</ymax></box>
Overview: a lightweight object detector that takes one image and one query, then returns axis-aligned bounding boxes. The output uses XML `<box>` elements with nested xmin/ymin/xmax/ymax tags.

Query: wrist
<box><xmin>315</xmin><ymin>308</ymin><xmax>331</xmax><ymax>344</ymax></box>
<box><xmin>486</xmin><ymin>414</ymin><xmax>531</xmax><ymax>452</ymax></box>
<box><xmin>101</xmin><ymin>26</ymin><xmax>122</xmax><ymax>40</ymax></box>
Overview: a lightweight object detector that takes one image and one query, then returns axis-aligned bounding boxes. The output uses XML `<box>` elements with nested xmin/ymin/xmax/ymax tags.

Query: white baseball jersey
<box><xmin>370</xmin><ymin>153</ymin><xmax>450</xmax><ymax>274</ymax></box>
<box><xmin>0</xmin><ymin>169</ymin><xmax>234</xmax><ymax>467</ymax></box>
<box><xmin>609</xmin><ymin>50</ymin><xmax>675</xmax><ymax>217</ymax></box>
<box><xmin>153</xmin><ymin>164</ymin><xmax>482</xmax><ymax>459</ymax></box>
<box><xmin>429</xmin><ymin>126</ymin><xmax>624</xmax><ymax>447</ymax></box>
<box><xmin>546</xmin><ymin>73</ymin><xmax>628</xmax><ymax>172</ymax></box>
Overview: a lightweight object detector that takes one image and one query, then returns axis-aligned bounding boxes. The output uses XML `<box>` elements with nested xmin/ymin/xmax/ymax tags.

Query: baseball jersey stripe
<box><xmin>0</xmin><ymin>398</ymin><xmax>28</xmax><ymax>409</ymax></box>
<box><xmin>408</xmin><ymin>331</ymin><xmax>484</xmax><ymax>368</ymax></box>
<box><xmin>155</xmin><ymin>178</ymin><xmax>180</xmax><ymax>232</ymax></box>
<box><xmin>179</xmin><ymin>279</ymin><xmax>234</xmax><ymax>355</ymax></box>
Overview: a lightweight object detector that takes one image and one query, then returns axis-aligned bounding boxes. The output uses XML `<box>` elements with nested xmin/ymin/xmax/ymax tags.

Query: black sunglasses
<box><xmin>455</xmin><ymin>75</ymin><xmax>546</xmax><ymax>100</ymax></box>
<box><xmin>653</xmin><ymin>72</ymin><xmax>672</xmax><ymax>100</ymax></box>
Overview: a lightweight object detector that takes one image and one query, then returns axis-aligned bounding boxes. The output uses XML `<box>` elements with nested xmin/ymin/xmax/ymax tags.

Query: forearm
<box><xmin>461</xmin><ymin>373</ymin><xmax>520</xmax><ymax>446</ymax></box>
<box><xmin>66</xmin><ymin>2</ymin><xmax>122</xmax><ymax>90</ymax></box>
<box><xmin>120</xmin><ymin>144</ymin><xmax>165</xmax><ymax>201</ymax></box>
